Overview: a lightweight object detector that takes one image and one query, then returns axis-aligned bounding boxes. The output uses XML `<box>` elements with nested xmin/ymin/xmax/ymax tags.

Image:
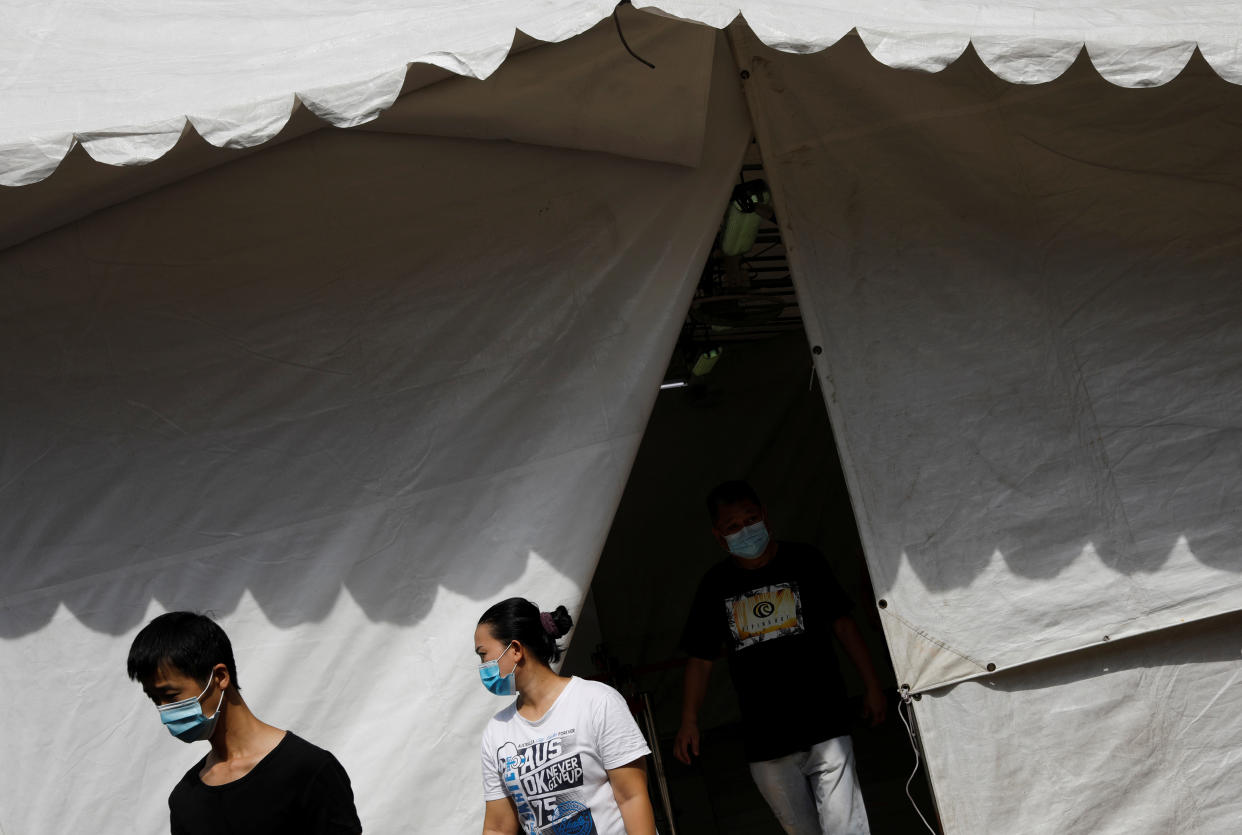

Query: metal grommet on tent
<box><xmin>812</xmin><ymin>345</ymin><xmax>823</xmax><ymax>355</ymax></box>
<box><xmin>740</xmin><ymin>69</ymin><xmax>750</xmax><ymax>80</ymax></box>
<box><xmin>986</xmin><ymin>663</ymin><xmax>997</xmax><ymax>672</ymax></box>
<box><xmin>877</xmin><ymin>598</ymin><xmax>888</xmax><ymax>608</ymax></box>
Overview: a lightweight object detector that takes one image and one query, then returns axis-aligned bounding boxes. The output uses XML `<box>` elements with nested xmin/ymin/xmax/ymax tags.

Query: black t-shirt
<box><xmin>680</xmin><ymin>541</ymin><xmax>855</xmax><ymax>762</ymax></box>
<box><xmin>168</xmin><ymin>732</ymin><xmax>362</xmax><ymax>835</ymax></box>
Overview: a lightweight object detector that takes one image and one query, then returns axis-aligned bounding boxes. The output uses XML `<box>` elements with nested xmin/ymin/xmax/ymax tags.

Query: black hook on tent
<box><xmin>614</xmin><ymin>1</ymin><xmax>656</xmax><ymax>69</ymax></box>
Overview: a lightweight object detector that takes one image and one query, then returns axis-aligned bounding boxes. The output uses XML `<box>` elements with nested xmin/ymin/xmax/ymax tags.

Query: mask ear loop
<box><xmin>500</xmin><ymin>641</ymin><xmax>521</xmax><ymax>678</ymax></box>
<box><xmin>200</xmin><ymin>665</ymin><xmax>229</xmax><ymax>719</ymax></box>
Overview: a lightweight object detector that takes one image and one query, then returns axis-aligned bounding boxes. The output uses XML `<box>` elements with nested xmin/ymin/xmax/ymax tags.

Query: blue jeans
<box><xmin>748</xmin><ymin>736</ymin><xmax>871</xmax><ymax>835</ymax></box>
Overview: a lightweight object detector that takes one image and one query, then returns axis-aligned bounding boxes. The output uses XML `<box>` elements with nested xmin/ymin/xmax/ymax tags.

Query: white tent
<box><xmin>2</xmin><ymin>3</ymin><xmax>1241</xmax><ymax>833</ymax></box>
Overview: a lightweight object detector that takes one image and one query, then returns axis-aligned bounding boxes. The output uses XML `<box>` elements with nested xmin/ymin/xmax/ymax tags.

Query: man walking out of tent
<box><xmin>126</xmin><ymin>611</ymin><xmax>363</xmax><ymax>834</ymax></box>
<box><xmin>673</xmin><ymin>481</ymin><xmax>885</xmax><ymax>835</ymax></box>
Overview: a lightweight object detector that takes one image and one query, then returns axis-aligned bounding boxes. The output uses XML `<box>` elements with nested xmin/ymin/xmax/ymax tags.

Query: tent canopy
<box><xmin>4</xmin><ymin>4</ymin><xmax>1242</xmax><ymax>835</ymax></box>
<box><xmin>4</xmin><ymin>1</ymin><xmax>1242</xmax><ymax>186</ymax></box>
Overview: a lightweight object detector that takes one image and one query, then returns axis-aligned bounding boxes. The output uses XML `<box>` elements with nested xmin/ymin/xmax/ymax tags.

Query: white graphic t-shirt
<box><xmin>481</xmin><ymin>677</ymin><xmax>651</xmax><ymax>835</ymax></box>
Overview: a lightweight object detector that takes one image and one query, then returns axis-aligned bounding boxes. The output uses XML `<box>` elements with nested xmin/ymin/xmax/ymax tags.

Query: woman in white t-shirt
<box><xmin>475</xmin><ymin>597</ymin><xmax>658</xmax><ymax>835</ymax></box>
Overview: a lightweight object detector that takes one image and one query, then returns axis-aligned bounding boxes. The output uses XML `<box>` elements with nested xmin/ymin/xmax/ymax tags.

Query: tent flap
<box><xmin>878</xmin><ymin>608</ymin><xmax>989</xmax><ymax>692</ymax></box>
<box><xmin>732</xmin><ymin>27</ymin><xmax>1242</xmax><ymax>693</ymax></box>
<box><xmin>914</xmin><ymin>612</ymin><xmax>1242</xmax><ymax>832</ymax></box>
<box><xmin>0</xmin><ymin>34</ymin><xmax>751</xmax><ymax>835</ymax></box>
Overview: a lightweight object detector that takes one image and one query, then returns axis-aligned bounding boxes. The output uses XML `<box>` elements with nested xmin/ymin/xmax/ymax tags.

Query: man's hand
<box><xmin>673</xmin><ymin>720</ymin><xmax>700</xmax><ymax>765</ymax></box>
<box><xmin>861</xmin><ymin>685</ymin><xmax>888</xmax><ymax>727</ymax></box>
<box><xmin>833</xmin><ymin>615</ymin><xmax>889</xmax><ymax>728</ymax></box>
<box><xmin>675</xmin><ymin>657</ymin><xmax>713</xmax><ymax>765</ymax></box>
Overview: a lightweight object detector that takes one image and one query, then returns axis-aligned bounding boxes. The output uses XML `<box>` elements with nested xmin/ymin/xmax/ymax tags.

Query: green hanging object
<box><xmin>720</xmin><ymin>179</ymin><xmax>770</xmax><ymax>256</ymax></box>
<box><xmin>691</xmin><ymin>347</ymin><xmax>722</xmax><ymax>377</ymax></box>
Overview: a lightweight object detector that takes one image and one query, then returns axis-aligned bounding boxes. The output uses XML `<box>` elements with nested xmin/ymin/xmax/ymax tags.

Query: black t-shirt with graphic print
<box><xmin>680</xmin><ymin>541</ymin><xmax>855</xmax><ymax>762</ymax></box>
<box><xmin>168</xmin><ymin>732</ymin><xmax>362</xmax><ymax>835</ymax></box>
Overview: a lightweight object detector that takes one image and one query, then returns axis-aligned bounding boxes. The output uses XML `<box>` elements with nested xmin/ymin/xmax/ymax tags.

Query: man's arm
<box><xmin>673</xmin><ymin>656</ymin><xmax>713</xmax><ymax>764</ymax></box>
<box><xmin>306</xmin><ymin>755</ymin><xmax>363</xmax><ymax>833</ymax></box>
<box><xmin>833</xmin><ymin>615</ymin><xmax>887</xmax><ymax>726</ymax></box>
<box><xmin>607</xmin><ymin>759</ymin><xmax>658</xmax><ymax>835</ymax></box>
<box><xmin>170</xmin><ymin>796</ymin><xmax>189</xmax><ymax>835</ymax></box>
<box><xmin>481</xmin><ymin>797</ymin><xmax>520</xmax><ymax>835</ymax></box>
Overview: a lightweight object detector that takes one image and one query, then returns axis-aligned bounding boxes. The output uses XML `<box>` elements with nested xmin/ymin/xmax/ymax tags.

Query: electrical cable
<box><xmin>898</xmin><ymin>687</ymin><xmax>940</xmax><ymax>834</ymax></box>
<box><xmin>613</xmin><ymin>2</ymin><xmax>656</xmax><ymax>69</ymax></box>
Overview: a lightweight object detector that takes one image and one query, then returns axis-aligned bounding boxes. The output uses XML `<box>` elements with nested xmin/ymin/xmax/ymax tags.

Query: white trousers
<box><xmin>748</xmin><ymin>735</ymin><xmax>871</xmax><ymax>835</ymax></box>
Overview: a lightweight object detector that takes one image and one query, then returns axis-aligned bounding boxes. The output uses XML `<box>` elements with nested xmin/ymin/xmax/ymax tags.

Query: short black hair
<box><xmin>706</xmin><ymin>480</ymin><xmax>762</xmax><ymax>524</ymax></box>
<box><xmin>478</xmin><ymin>598</ymin><xmax>573</xmax><ymax>666</ymax></box>
<box><xmin>126</xmin><ymin>611</ymin><xmax>240</xmax><ymax>690</ymax></box>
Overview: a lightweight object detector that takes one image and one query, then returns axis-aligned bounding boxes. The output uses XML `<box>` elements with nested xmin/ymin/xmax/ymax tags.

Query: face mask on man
<box><xmin>158</xmin><ymin>676</ymin><xmax>225</xmax><ymax>743</ymax></box>
<box><xmin>725</xmin><ymin>521</ymin><xmax>770</xmax><ymax>560</ymax></box>
<box><xmin>478</xmin><ymin>642</ymin><xmax>518</xmax><ymax>696</ymax></box>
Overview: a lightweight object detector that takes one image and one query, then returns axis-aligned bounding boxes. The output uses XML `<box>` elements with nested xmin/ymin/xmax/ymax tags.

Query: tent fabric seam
<box><xmin>911</xmin><ymin>606</ymin><xmax>1242</xmax><ymax>695</ymax></box>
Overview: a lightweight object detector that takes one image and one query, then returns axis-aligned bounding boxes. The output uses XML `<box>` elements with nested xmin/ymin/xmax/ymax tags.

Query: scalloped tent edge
<box><xmin>5</xmin><ymin>7</ymin><xmax>1242</xmax><ymax>188</ymax></box>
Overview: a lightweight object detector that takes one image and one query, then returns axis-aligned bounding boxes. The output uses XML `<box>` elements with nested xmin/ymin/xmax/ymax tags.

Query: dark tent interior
<box><xmin>563</xmin><ymin>164</ymin><xmax>940</xmax><ymax>832</ymax></box>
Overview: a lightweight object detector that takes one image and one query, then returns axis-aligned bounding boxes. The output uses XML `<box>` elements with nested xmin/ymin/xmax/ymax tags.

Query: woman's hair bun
<box><xmin>480</xmin><ymin>598</ymin><xmax>574</xmax><ymax>666</ymax></box>
<box><xmin>547</xmin><ymin>605</ymin><xmax>573</xmax><ymax>639</ymax></box>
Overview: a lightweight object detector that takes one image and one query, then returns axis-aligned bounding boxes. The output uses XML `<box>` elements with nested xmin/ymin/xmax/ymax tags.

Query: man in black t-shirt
<box><xmin>674</xmin><ymin>481</ymin><xmax>886</xmax><ymax>835</ymax></box>
<box><xmin>126</xmin><ymin>611</ymin><xmax>362</xmax><ymax>835</ymax></box>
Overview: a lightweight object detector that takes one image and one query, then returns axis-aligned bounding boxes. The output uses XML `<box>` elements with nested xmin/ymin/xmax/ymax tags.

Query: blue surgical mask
<box><xmin>725</xmin><ymin>522</ymin><xmax>770</xmax><ymax>560</ymax></box>
<box><xmin>158</xmin><ymin>677</ymin><xmax>225</xmax><ymax>743</ymax></box>
<box><xmin>478</xmin><ymin>642</ymin><xmax>517</xmax><ymax>696</ymax></box>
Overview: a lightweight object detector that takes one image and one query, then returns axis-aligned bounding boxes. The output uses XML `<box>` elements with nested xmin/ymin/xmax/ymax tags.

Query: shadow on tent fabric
<box><xmin>0</xmin><ymin>23</ymin><xmax>748</xmax><ymax>640</ymax></box>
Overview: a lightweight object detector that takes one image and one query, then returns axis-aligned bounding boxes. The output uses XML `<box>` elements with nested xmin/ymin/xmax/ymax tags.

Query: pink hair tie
<box><xmin>540</xmin><ymin>612</ymin><xmax>557</xmax><ymax>636</ymax></box>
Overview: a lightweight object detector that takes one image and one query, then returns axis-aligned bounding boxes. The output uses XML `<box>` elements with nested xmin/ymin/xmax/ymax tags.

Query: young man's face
<box><xmin>139</xmin><ymin>662</ymin><xmax>220</xmax><ymax>707</ymax></box>
<box><xmin>712</xmin><ymin>499</ymin><xmax>766</xmax><ymax>542</ymax></box>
